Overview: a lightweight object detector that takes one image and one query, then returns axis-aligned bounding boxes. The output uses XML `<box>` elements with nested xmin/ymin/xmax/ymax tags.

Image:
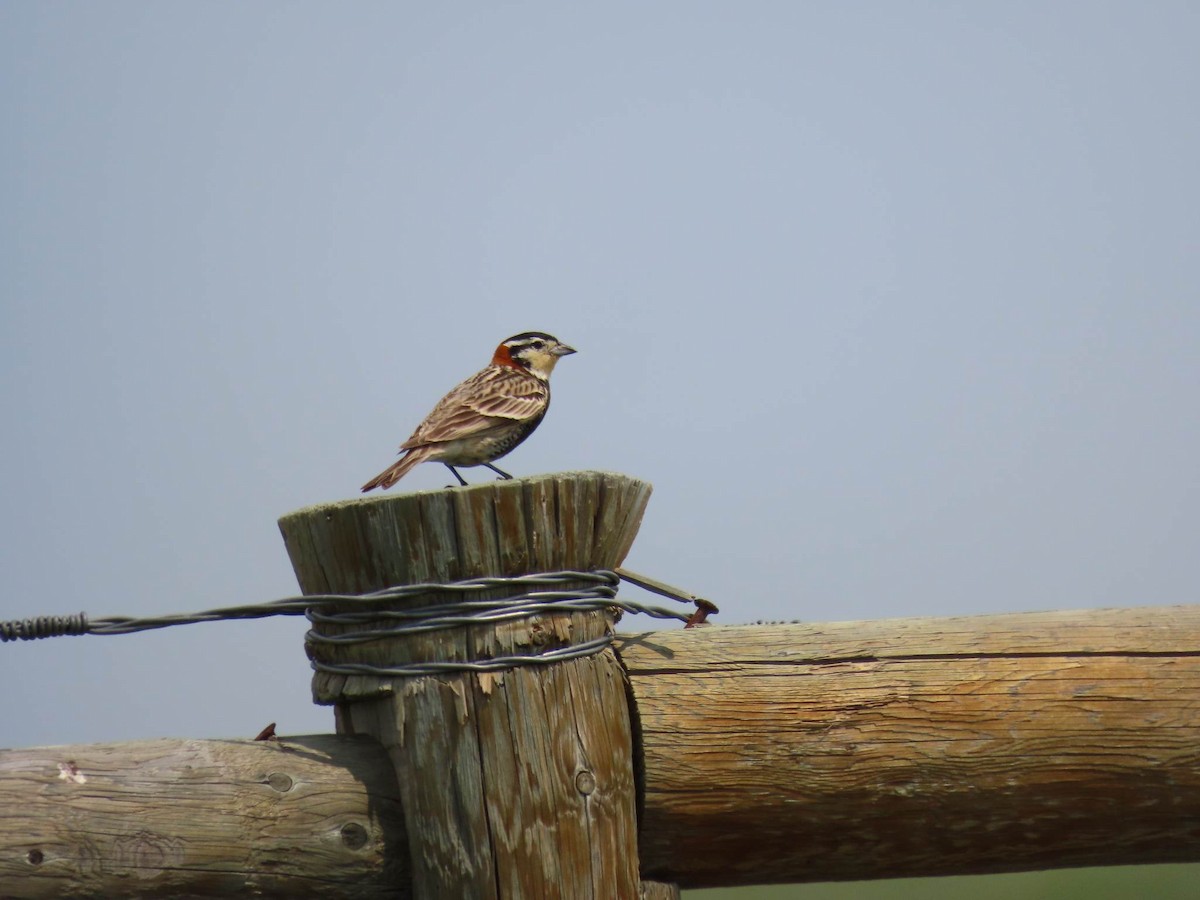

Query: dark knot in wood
<box><xmin>575</xmin><ymin>769</ymin><xmax>597</xmax><ymax>796</ymax></box>
<box><xmin>340</xmin><ymin>822</ymin><xmax>369</xmax><ymax>850</ymax></box>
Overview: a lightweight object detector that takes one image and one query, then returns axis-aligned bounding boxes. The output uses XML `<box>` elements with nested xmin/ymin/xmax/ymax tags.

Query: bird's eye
<box><xmin>530</xmin><ymin>340</ymin><xmax>544</xmax><ymax>349</ymax></box>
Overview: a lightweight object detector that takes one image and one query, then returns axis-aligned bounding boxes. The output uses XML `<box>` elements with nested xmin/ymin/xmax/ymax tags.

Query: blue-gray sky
<box><xmin>2</xmin><ymin>0</ymin><xmax>1198</xmax><ymax>820</ymax></box>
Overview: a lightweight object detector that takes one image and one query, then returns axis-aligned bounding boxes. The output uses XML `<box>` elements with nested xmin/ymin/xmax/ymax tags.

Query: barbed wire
<box><xmin>0</xmin><ymin>568</ymin><xmax>718</xmax><ymax>675</ymax></box>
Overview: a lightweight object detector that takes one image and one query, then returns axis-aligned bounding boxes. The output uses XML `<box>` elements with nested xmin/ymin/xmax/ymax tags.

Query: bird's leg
<box><xmin>444</xmin><ymin>465</ymin><xmax>469</xmax><ymax>487</ymax></box>
<box><xmin>482</xmin><ymin>462</ymin><xmax>513</xmax><ymax>480</ymax></box>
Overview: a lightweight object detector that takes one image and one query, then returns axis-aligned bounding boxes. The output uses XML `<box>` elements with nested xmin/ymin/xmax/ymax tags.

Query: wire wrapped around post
<box><xmin>277</xmin><ymin>471</ymin><xmax>678</xmax><ymax>899</ymax></box>
<box><xmin>0</xmin><ymin>570</ymin><xmax>709</xmax><ymax>651</ymax></box>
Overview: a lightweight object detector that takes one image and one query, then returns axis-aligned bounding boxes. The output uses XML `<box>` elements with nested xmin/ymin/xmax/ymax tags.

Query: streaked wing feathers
<box><xmin>401</xmin><ymin>366</ymin><xmax>549</xmax><ymax>448</ymax></box>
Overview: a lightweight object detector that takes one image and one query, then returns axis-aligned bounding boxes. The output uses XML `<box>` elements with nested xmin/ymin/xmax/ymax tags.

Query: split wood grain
<box><xmin>278</xmin><ymin>471</ymin><xmax>657</xmax><ymax>899</ymax></box>
<box><xmin>618</xmin><ymin>607</ymin><xmax>1200</xmax><ymax>888</ymax></box>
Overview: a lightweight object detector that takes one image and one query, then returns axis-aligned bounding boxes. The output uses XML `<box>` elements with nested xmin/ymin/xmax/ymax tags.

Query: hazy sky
<box><xmin>2</xmin><ymin>0</ymin><xmax>1197</xmax><ymax>820</ymax></box>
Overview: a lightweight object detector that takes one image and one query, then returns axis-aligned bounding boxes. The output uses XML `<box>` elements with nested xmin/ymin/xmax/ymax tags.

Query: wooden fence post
<box><xmin>278</xmin><ymin>471</ymin><xmax>677</xmax><ymax>899</ymax></box>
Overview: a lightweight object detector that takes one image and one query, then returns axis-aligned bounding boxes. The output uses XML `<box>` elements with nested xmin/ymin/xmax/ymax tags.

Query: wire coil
<box><xmin>0</xmin><ymin>568</ymin><xmax>717</xmax><ymax>675</ymax></box>
<box><xmin>304</xmin><ymin>570</ymin><xmax>696</xmax><ymax>676</ymax></box>
<box><xmin>0</xmin><ymin>613</ymin><xmax>90</xmax><ymax>642</ymax></box>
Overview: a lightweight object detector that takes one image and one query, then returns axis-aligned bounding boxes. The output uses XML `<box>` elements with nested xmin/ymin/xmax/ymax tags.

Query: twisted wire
<box><xmin>0</xmin><ymin>569</ymin><xmax>715</xmax><ymax>675</ymax></box>
<box><xmin>313</xmin><ymin>635</ymin><xmax>616</xmax><ymax>676</ymax></box>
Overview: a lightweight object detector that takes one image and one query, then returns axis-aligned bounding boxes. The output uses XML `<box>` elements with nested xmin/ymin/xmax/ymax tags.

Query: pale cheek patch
<box><xmin>531</xmin><ymin>351</ymin><xmax>560</xmax><ymax>376</ymax></box>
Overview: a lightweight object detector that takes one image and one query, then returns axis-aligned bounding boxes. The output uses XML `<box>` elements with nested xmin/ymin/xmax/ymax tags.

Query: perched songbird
<box><xmin>361</xmin><ymin>332</ymin><xmax>577</xmax><ymax>491</ymax></box>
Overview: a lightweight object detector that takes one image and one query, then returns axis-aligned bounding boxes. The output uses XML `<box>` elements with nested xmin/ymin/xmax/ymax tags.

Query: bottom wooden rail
<box><xmin>0</xmin><ymin>735</ymin><xmax>407</xmax><ymax>899</ymax></box>
<box><xmin>618</xmin><ymin>605</ymin><xmax>1200</xmax><ymax>888</ymax></box>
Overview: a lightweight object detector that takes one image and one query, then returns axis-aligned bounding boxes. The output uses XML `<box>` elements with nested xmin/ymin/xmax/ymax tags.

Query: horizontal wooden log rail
<box><xmin>4</xmin><ymin>605</ymin><xmax>1199</xmax><ymax>896</ymax></box>
<box><xmin>620</xmin><ymin>606</ymin><xmax>1200</xmax><ymax>887</ymax></box>
<box><xmin>0</xmin><ymin>734</ymin><xmax>407</xmax><ymax>898</ymax></box>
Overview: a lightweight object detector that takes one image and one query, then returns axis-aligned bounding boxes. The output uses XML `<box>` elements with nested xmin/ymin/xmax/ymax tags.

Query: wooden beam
<box><xmin>618</xmin><ymin>606</ymin><xmax>1200</xmax><ymax>888</ymax></box>
<box><xmin>277</xmin><ymin>471</ymin><xmax>662</xmax><ymax>898</ymax></box>
<box><xmin>5</xmin><ymin>606</ymin><xmax>1199</xmax><ymax>896</ymax></box>
<box><xmin>0</xmin><ymin>735</ymin><xmax>406</xmax><ymax>898</ymax></box>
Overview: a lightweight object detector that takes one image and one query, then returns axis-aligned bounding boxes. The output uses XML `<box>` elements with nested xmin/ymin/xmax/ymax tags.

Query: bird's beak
<box><xmin>554</xmin><ymin>343</ymin><xmax>577</xmax><ymax>356</ymax></box>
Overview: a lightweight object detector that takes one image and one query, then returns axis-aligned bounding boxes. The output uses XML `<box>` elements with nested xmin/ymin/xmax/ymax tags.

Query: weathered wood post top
<box><xmin>278</xmin><ymin>471</ymin><xmax>674</xmax><ymax>899</ymax></box>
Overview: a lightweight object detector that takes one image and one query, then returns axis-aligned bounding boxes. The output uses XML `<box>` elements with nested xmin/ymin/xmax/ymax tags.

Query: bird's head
<box><xmin>492</xmin><ymin>332</ymin><xmax>576</xmax><ymax>380</ymax></box>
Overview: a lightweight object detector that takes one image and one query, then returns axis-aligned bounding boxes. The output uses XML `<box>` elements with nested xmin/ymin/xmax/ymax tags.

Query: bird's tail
<box><xmin>360</xmin><ymin>447</ymin><xmax>432</xmax><ymax>492</ymax></box>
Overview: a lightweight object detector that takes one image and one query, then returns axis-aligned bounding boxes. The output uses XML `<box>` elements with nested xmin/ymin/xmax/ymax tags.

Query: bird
<box><xmin>361</xmin><ymin>332</ymin><xmax>577</xmax><ymax>492</ymax></box>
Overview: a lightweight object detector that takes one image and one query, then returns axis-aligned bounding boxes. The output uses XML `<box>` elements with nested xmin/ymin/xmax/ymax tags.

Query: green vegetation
<box><xmin>689</xmin><ymin>864</ymin><xmax>1199</xmax><ymax>899</ymax></box>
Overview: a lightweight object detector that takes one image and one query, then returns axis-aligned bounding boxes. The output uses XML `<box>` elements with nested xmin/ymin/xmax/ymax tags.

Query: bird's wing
<box><xmin>400</xmin><ymin>366</ymin><xmax>549</xmax><ymax>448</ymax></box>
